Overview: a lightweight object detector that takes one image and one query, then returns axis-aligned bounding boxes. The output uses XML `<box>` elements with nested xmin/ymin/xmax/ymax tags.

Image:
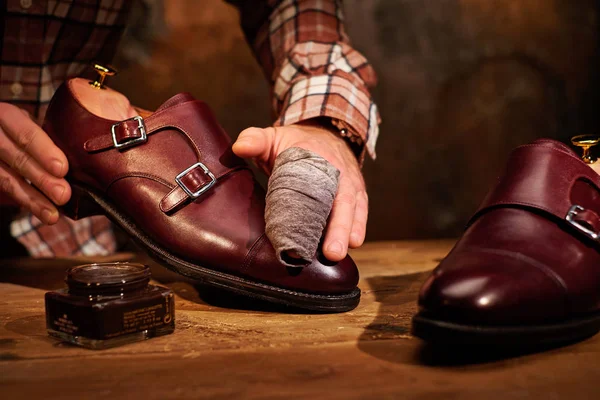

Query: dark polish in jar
<box><xmin>45</xmin><ymin>263</ymin><xmax>175</xmax><ymax>349</ymax></box>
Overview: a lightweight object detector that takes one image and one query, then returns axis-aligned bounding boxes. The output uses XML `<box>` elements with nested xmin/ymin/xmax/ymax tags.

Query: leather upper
<box><xmin>419</xmin><ymin>139</ymin><xmax>600</xmax><ymax>325</ymax></box>
<box><xmin>43</xmin><ymin>79</ymin><xmax>359</xmax><ymax>294</ymax></box>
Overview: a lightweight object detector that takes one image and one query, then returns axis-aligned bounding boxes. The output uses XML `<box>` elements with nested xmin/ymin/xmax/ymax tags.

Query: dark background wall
<box><xmin>111</xmin><ymin>0</ymin><xmax>600</xmax><ymax>241</ymax></box>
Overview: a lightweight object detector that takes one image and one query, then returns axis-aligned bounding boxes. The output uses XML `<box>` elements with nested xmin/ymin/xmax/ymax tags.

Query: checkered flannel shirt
<box><xmin>2</xmin><ymin>0</ymin><xmax>380</xmax><ymax>257</ymax></box>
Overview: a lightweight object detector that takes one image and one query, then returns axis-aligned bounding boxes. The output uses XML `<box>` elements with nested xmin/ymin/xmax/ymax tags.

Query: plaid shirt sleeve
<box><xmin>227</xmin><ymin>0</ymin><xmax>381</xmax><ymax>161</ymax></box>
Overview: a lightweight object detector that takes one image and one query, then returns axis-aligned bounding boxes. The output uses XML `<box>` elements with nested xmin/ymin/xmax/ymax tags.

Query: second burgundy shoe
<box><xmin>413</xmin><ymin>139</ymin><xmax>600</xmax><ymax>346</ymax></box>
<box><xmin>43</xmin><ymin>79</ymin><xmax>360</xmax><ymax>312</ymax></box>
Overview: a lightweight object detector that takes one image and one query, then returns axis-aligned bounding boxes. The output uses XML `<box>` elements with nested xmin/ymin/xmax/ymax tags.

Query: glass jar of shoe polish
<box><xmin>45</xmin><ymin>263</ymin><xmax>175</xmax><ymax>349</ymax></box>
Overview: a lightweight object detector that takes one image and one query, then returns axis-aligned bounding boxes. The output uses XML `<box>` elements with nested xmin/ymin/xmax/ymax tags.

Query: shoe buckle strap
<box><xmin>160</xmin><ymin>164</ymin><xmax>248</xmax><ymax>214</ymax></box>
<box><xmin>111</xmin><ymin>116</ymin><xmax>147</xmax><ymax>150</ymax></box>
<box><xmin>565</xmin><ymin>205</ymin><xmax>600</xmax><ymax>241</ymax></box>
<box><xmin>175</xmin><ymin>162</ymin><xmax>217</xmax><ymax>199</ymax></box>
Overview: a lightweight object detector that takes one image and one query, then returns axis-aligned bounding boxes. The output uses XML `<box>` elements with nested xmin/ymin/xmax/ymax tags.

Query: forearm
<box><xmin>227</xmin><ymin>0</ymin><xmax>381</xmax><ymax>162</ymax></box>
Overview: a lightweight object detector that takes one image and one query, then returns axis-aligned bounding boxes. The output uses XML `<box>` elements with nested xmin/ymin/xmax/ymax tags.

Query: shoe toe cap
<box><xmin>247</xmin><ymin>236</ymin><xmax>359</xmax><ymax>294</ymax></box>
<box><xmin>418</xmin><ymin>249</ymin><xmax>568</xmax><ymax>325</ymax></box>
<box><xmin>308</xmin><ymin>251</ymin><xmax>360</xmax><ymax>293</ymax></box>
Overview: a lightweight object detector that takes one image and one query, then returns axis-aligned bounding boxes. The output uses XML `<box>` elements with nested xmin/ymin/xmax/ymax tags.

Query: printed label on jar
<box><xmin>104</xmin><ymin>294</ymin><xmax>174</xmax><ymax>339</ymax></box>
<box><xmin>53</xmin><ymin>314</ymin><xmax>80</xmax><ymax>335</ymax></box>
<box><xmin>123</xmin><ymin>304</ymin><xmax>164</xmax><ymax>330</ymax></box>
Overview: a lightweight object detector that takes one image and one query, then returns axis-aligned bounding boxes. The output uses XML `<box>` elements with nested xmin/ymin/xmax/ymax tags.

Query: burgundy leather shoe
<box><xmin>43</xmin><ymin>79</ymin><xmax>360</xmax><ymax>312</ymax></box>
<box><xmin>413</xmin><ymin>139</ymin><xmax>600</xmax><ymax>345</ymax></box>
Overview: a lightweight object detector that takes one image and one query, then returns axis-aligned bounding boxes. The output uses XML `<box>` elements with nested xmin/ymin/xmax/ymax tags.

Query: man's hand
<box><xmin>0</xmin><ymin>103</ymin><xmax>71</xmax><ymax>224</ymax></box>
<box><xmin>232</xmin><ymin>121</ymin><xmax>368</xmax><ymax>262</ymax></box>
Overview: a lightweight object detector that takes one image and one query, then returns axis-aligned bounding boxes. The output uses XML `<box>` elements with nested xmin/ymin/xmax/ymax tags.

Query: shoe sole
<box><xmin>412</xmin><ymin>312</ymin><xmax>600</xmax><ymax>347</ymax></box>
<box><xmin>66</xmin><ymin>183</ymin><xmax>361</xmax><ymax>313</ymax></box>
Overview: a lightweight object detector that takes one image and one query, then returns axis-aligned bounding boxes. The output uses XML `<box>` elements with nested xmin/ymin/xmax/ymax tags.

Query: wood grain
<box><xmin>1</xmin><ymin>240</ymin><xmax>599</xmax><ymax>399</ymax></box>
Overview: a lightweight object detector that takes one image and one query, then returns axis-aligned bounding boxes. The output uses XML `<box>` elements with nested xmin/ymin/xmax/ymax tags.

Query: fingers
<box><xmin>322</xmin><ymin>176</ymin><xmax>357</xmax><ymax>262</ymax></box>
<box><xmin>0</xmin><ymin>104</ymin><xmax>68</xmax><ymax>177</ymax></box>
<box><xmin>232</xmin><ymin>127</ymin><xmax>273</xmax><ymax>161</ymax></box>
<box><xmin>349</xmin><ymin>190</ymin><xmax>368</xmax><ymax>248</ymax></box>
<box><xmin>0</xmin><ymin>160</ymin><xmax>60</xmax><ymax>224</ymax></box>
<box><xmin>0</xmin><ymin>133</ymin><xmax>71</xmax><ymax>205</ymax></box>
<box><xmin>0</xmin><ymin>103</ymin><xmax>70</xmax><ymax>225</ymax></box>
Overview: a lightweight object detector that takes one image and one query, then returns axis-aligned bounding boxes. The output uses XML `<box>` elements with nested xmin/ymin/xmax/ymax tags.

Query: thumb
<box><xmin>232</xmin><ymin>127</ymin><xmax>273</xmax><ymax>161</ymax></box>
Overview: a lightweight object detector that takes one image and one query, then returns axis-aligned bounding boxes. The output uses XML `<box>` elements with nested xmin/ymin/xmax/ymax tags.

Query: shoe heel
<box><xmin>61</xmin><ymin>184</ymin><xmax>103</xmax><ymax>220</ymax></box>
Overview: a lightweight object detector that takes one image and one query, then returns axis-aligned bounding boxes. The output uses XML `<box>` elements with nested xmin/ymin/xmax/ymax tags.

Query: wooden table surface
<box><xmin>1</xmin><ymin>240</ymin><xmax>599</xmax><ymax>399</ymax></box>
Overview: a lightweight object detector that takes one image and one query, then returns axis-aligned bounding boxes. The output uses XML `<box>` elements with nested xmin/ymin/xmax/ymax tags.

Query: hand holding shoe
<box><xmin>0</xmin><ymin>103</ymin><xmax>70</xmax><ymax>223</ymax></box>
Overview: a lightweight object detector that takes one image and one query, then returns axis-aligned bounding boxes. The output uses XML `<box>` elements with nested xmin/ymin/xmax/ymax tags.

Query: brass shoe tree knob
<box><xmin>571</xmin><ymin>135</ymin><xmax>600</xmax><ymax>164</ymax></box>
<box><xmin>89</xmin><ymin>63</ymin><xmax>117</xmax><ymax>89</ymax></box>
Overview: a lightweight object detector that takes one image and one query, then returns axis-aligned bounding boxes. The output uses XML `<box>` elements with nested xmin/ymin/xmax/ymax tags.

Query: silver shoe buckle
<box><xmin>111</xmin><ymin>116</ymin><xmax>147</xmax><ymax>150</ymax></box>
<box><xmin>175</xmin><ymin>162</ymin><xmax>217</xmax><ymax>199</ymax></box>
<box><xmin>566</xmin><ymin>205</ymin><xmax>600</xmax><ymax>240</ymax></box>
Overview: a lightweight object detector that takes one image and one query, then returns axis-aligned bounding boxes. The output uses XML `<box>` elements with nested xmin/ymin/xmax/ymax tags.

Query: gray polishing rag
<box><xmin>265</xmin><ymin>147</ymin><xmax>340</xmax><ymax>267</ymax></box>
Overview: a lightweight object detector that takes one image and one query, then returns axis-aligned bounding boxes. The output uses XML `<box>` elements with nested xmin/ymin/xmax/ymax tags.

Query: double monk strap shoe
<box><xmin>43</xmin><ymin>78</ymin><xmax>360</xmax><ymax>312</ymax></box>
<box><xmin>413</xmin><ymin>139</ymin><xmax>600</xmax><ymax>346</ymax></box>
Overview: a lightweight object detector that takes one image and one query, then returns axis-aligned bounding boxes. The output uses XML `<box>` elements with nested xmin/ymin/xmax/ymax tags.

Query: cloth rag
<box><xmin>265</xmin><ymin>147</ymin><xmax>340</xmax><ymax>267</ymax></box>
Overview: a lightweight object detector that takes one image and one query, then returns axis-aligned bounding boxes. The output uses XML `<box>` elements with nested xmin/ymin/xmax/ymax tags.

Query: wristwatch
<box><xmin>327</xmin><ymin>117</ymin><xmax>364</xmax><ymax>159</ymax></box>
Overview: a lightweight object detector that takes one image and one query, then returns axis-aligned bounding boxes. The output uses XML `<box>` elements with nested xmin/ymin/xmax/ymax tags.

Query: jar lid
<box><xmin>66</xmin><ymin>262</ymin><xmax>151</xmax><ymax>296</ymax></box>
